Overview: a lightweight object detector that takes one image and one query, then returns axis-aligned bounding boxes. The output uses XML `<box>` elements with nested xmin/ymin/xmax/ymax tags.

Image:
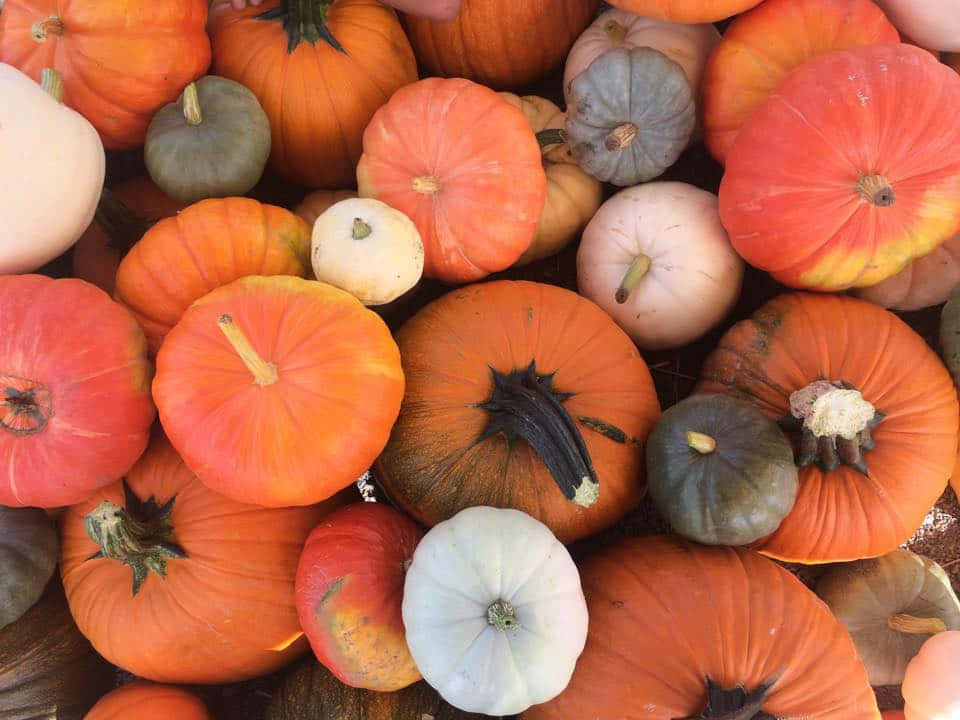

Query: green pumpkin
<box><xmin>144</xmin><ymin>75</ymin><xmax>271</xmax><ymax>204</ymax></box>
<box><xmin>0</xmin><ymin>506</ymin><xmax>58</xmax><ymax>630</ymax></box>
<box><xmin>940</xmin><ymin>283</ymin><xmax>960</xmax><ymax>381</ymax></box>
<box><xmin>565</xmin><ymin>46</ymin><xmax>695</xmax><ymax>187</ymax></box>
<box><xmin>645</xmin><ymin>393</ymin><xmax>799</xmax><ymax>546</ymax></box>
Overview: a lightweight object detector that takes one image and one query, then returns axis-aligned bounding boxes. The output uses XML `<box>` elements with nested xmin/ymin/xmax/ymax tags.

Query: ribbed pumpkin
<box><xmin>402</xmin><ymin>0</ymin><xmax>597</xmax><ymax>89</ymax></box>
<box><xmin>85</xmin><ymin>682</ymin><xmax>211</xmax><ymax>720</ymax></box>
<box><xmin>376</xmin><ymin>280</ymin><xmax>660</xmax><ymax>544</ymax></box>
<box><xmin>153</xmin><ymin>275</ymin><xmax>404</xmax><ymax>508</ymax></box>
<box><xmin>209</xmin><ymin>0</ymin><xmax>417</xmax><ymax>188</ymax></box>
<box><xmin>113</xmin><ymin>197</ymin><xmax>311</xmax><ymax>356</ymax></box>
<box><xmin>718</xmin><ymin>44</ymin><xmax>960</xmax><ymax>291</ymax></box>
<box><xmin>523</xmin><ymin>535</ymin><xmax>880</xmax><ymax>720</ymax></box>
<box><xmin>697</xmin><ymin>293</ymin><xmax>959</xmax><ymax>563</ymax></box>
<box><xmin>702</xmin><ymin>0</ymin><xmax>900</xmax><ymax>164</ymax></box>
<box><xmin>0</xmin><ymin>0</ymin><xmax>210</xmax><ymax>149</ymax></box>
<box><xmin>60</xmin><ymin>431</ymin><xmax>349</xmax><ymax>684</ymax></box>
<box><xmin>603</xmin><ymin>0</ymin><xmax>763</xmax><ymax>23</ymax></box>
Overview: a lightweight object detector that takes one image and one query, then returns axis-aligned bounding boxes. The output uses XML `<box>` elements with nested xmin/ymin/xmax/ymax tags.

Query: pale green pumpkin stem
<box><xmin>352</xmin><ymin>217</ymin><xmax>372</xmax><ymax>240</ymax></box>
<box><xmin>39</xmin><ymin>68</ymin><xmax>64</xmax><ymax>103</ymax></box>
<box><xmin>217</xmin><ymin>314</ymin><xmax>279</xmax><ymax>387</ymax></box>
<box><xmin>182</xmin><ymin>83</ymin><xmax>203</xmax><ymax>126</ymax></box>
<box><xmin>615</xmin><ymin>254</ymin><xmax>651</xmax><ymax>304</ymax></box>
<box><xmin>487</xmin><ymin>600</ymin><xmax>520</xmax><ymax>631</ymax></box>
<box><xmin>888</xmin><ymin>613</ymin><xmax>948</xmax><ymax>634</ymax></box>
<box><xmin>686</xmin><ymin>431</ymin><xmax>717</xmax><ymax>454</ymax></box>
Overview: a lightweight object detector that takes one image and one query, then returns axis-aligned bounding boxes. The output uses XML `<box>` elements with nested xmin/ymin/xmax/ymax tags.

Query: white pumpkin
<box><xmin>577</xmin><ymin>182</ymin><xmax>744</xmax><ymax>350</ymax></box>
<box><xmin>563</xmin><ymin>9</ymin><xmax>721</xmax><ymax>102</ymax></box>
<box><xmin>875</xmin><ymin>0</ymin><xmax>960</xmax><ymax>52</ymax></box>
<box><xmin>402</xmin><ymin>506</ymin><xmax>588</xmax><ymax>716</ymax></box>
<box><xmin>311</xmin><ymin>197</ymin><xmax>424</xmax><ymax>306</ymax></box>
<box><xmin>0</xmin><ymin>65</ymin><xmax>105</xmax><ymax>275</ymax></box>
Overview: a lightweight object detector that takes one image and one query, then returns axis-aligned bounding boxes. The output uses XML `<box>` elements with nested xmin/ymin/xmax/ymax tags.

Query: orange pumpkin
<box><xmin>697</xmin><ymin>293</ymin><xmax>958</xmax><ymax>563</ymax></box>
<box><xmin>209</xmin><ymin>0</ymin><xmax>417</xmax><ymax>189</ymax></box>
<box><xmin>524</xmin><ymin>535</ymin><xmax>880</xmax><ymax>720</ymax></box>
<box><xmin>357</xmin><ymin>78</ymin><xmax>547</xmax><ymax>283</ymax></box>
<box><xmin>85</xmin><ymin>681</ymin><xmax>210</xmax><ymax>720</ymax></box>
<box><xmin>153</xmin><ymin>275</ymin><xmax>404</xmax><ymax>508</ymax></box>
<box><xmin>376</xmin><ymin>280</ymin><xmax>660</xmax><ymax>544</ymax></box>
<box><xmin>60</xmin><ymin>431</ymin><xmax>349</xmax><ymax>683</ymax></box>
<box><xmin>0</xmin><ymin>1</ymin><xmax>210</xmax><ymax>149</ymax></box>
<box><xmin>702</xmin><ymin>0</ymin><xmax>900</xmax><ymax>164</ymax></box>
<box><xmin>402</xmin><ymin>0</ymin><xmax>597</xmax><ymax>89</ymax></box>
<box><xmin>719</xmin><ymin>44</ymin><xmax>960</xmax><ymax>291</ymax></box>
<box><xmin>604</xmin><ymin>0</ymin><xmax>763</xmax><ymax>23</ymax></box>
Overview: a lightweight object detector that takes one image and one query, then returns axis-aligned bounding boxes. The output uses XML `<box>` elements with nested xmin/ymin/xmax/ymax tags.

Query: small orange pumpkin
<box><xmin>604</xmin><ymin>0</ymin><xmax>762</xmax><ymax>23</ymax></box>
<box><xmin>85</xmin><ymin>681</ymin><xmax>210</xmax><ymax>720</ymax></box>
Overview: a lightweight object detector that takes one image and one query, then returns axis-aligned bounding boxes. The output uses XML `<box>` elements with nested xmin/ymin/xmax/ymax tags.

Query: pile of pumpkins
<box><xmin>2</xmin><ymin>0</ymin><xmax>960</xmax><ymax>718</ymax></box>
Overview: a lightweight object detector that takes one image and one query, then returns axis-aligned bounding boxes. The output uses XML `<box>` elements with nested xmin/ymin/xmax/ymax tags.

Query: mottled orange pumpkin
<box><xmin>85</xmin><ymin>681</ymin><xmax>211</xmax><ymax>720</ymax></box>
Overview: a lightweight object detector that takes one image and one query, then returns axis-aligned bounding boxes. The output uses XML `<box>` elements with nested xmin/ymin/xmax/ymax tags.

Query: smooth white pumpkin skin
<box><xmin>903</xmin><ymin>630</ymin><xmax>960</xmax><ymax>720</ymax></box>
<box><xmin>577</xmin><ymin>182</ymin><xmax>743</xmax><ymax>350</ymax></box>
<box><xmin>0</xmin><ymin>64</ymin><xmax>105</xmax><ymax>274</ymax></box>
<box><xmin>311</xmin><ymin>197</ymin><xmax>424</xmax><ymax>306</ymax></box>
<box><xmin>875</xmin><ymin>0</ymin><xmax>960</xmax><ymax>52</ymax></box>
<box><xmin>402</xmin><ymin>506</ymin><xmax>588</xmax><ymax>716</ymax></box>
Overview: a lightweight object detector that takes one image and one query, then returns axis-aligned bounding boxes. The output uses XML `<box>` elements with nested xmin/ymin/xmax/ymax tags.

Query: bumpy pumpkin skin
<box><xmin>376</xmin><ymin>280</ymin><xmax>660</xmax><ymax>544</ymax></box>
<box><xmin>85</xmin><ymin>681</ymin><xmax>211</xmax><ymax>720</ymax></box>
<box><xmin>0</xmin><ymin>1</ymin><xmax>211</xmax><ymax>149</ymax></box>
<box><xmin>0</xmin><ymin>507</ymin><xmax>58</xmax><ymax>630</ymax></box>
<box><xmin>210</xmin><ymin>0</ymin><xmax>417</xmax><ymax>189</ymax></box>
<box><xmin>523</xmin><ymin>536</ymin><xmax>881</xmax><ymax>720</ymax></box>
<box><xmin>702</xmin><ymin>0</ymin><xmax>900</xmax><ymax>164</ymax></box>
<box><xmin>902</xmin><ymin>631</ymin><xmax>960</xmax><ymax>720</ymax></box>
<box><xmin>604</xmin><ymin>0</ymin><xmax>762</xmax><ymax>22</ymax></box>
<box><xmin>697</xmin><ymin>293</ymin><xmax>959</xmax><ymax>563</ymax></box>
<box><xmin>403</xmin><ymin>0</ymin><xmax>597</xmax><ymax>89</ymax></box>
<box><xmin>719</xmin><ymin>44</ymin><xmax>960</xmax><ymax>292</ymax></box>
<box><xmin>0</xmin><ymin>275</ymin><xmax>156</xmax><ymax>508</ymax></box>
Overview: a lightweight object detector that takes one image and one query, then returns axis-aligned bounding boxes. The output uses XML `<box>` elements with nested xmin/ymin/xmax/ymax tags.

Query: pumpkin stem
<box><xmin>217</xmin><ymin>314</ymin><xmax>279</xmax><ymax>387</ymax></box>
<box><xmin>476</xmin><ymin>361</ymin><xmax>599</xmax><ymax>507</ymax></box>
<box><xmin>356</xmin><ymin>470</ymin><xmax>378</xmax><ymax>502</ymax></box>
<box><xmin>352</xmin><ymin>217</ymin><xmax>373</xmax><ymax>240</ymax></box>
<box><xmin>0</xmin><ymin>376</ymin><xmax>52</xmax><ymax>436</ymax></box>
<box><xmin>39</xmin><ymin>68</ymin><xmax>64</xmax><ymax>103</ymax></box>
<box><xmin>605</xmin><ymin>122</ymin><xmax>637</xmax><ymax>151</ymax></box>
<box><xmin>487</xmin><ymin>600</ymin><xmax>520</xmax><ymax>631</ymax></box>
<box><xmin>256</xmin><ymin>0</ymin><xmax>346</xmax><ymax>54</ymax></box>
<box><xmin>182</xmin><ymin>82</ymin><xmax>203</xmax><ymax>126</ymax></box>
<box><xmin>412</xmin><ymin>175</ymin><xmax>442</xmax><ymax>195</ymax></box>
<box><xmin>675</xmin><ymin>679</ymin><xmax>775</xmax><ymax>720</ymax></box>
<box><xmin>603</xmin><ymin>19</ymin><xmax>629</xmax><ymax>43</ymax></box>
<box><xmin>856</xmin><ymin>173</ymin><xmax>895</xmax><ymax>207</ymax></box>
<box><xmin>686</xmin><ymin>431</ymin><xmax>717</xmax><ymax>454</ymax></box>
<box><xmin>536</xmin><ymin>128</ymin><xmax>568</xmax><ymax>149</ymax></box>
<box><xmin>888</xmin><ymin>613</ymin><xmax>948</xmax><ymax>635</ymax></box>
<box><xmin>95</xmin><ymin>187</ymin><xmax>156</xmax><ymax>258</ymax></box>
<box><xmin>615</xmin><ymin>254</ymin><xmax>652</xmax><ymax>304</ymax></box>
<box><xmin>31</xmin><ymin>16</ymin><xmax>64</xmax><ymax>43</ymax></box>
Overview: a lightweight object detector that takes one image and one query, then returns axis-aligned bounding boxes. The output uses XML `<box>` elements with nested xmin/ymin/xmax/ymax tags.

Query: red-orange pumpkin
<box><xmin>295</xmin><ymin>502</ymin><xmax>423</xmax><ymax>691</ymax></box>
<box><xmin>209</xmin><ymin>0</ymin><xmax>417</xmax><ymax>189</ymax></box>
<box><xmin>152</xmin><ymin>275</ymin><xmax>404</xmax><ymax>508</ymax></box>
<box><xmin>524</xmin><ymin>535</ymin><xmax>880</xmax><ymax>720</ymax></box>
<box><xmin>357</xmin><ymin>78</ymin><xmax>547</xmax><ymax>283</ymax></box>
<box><xmin>702</xmin><ymin>0</ymin><xmax>900</xmax><ymax>164</ymax></box>
<box><xmin>0</xmin><ymin>275</ymin><xmax>155</xmax><ymax>508</ymax></box>
<box><xmin>697</xmin><ymin>293</ymin><xmax>958</xmax><ymax>563</ymax></box>
<box><xmin>0</xmin><ymin>1</ymin><xmax>210</xmax><ymax>149</ymax></box>
<box><xmin>85</xmin><ymin>681</ymin><xmax>211</xmax><ymax>720</ymax></box>
<box><xmin>604</xmin><ymin>0</ymin><xmax>762</xmax><ymax>23</ymax></box>
<box><xmin>718</xmin><ymin>44</ymin><xmax>960</xmax><ymax>291</ymax></box>
<box><xmin>60</xmin><ymin>431</ymin><xmax>350</xmax><ymax>684</ymax></box>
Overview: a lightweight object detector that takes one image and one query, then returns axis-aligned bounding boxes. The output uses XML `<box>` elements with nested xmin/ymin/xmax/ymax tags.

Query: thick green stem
<box><xmin>39</xmin><ymin>68</ymin><xmax>64</xmax><ymax>103</ymax></box>
<box><xmin>536</xmin><ymin>128</ymin><xmax>568</xmax><ymax>149</ymax></box>
<box><xmin>94</xmin><ymin>188</ymin><xmax>155</xmax><ymax>258</ymax></box>
<box><xmin>182</xmin><ymin>83</ymin><xmax>203</xmax><ymax>126</ymax></box>
<box><xmin>675</xmin><ymin>680</ymin><xmax>774</xmax><ymax>720</ymax></box>
<box><xmin>487</xmin><ymin>600</ymin><xmax>519</xmax><ymax>631</ymax></box>
<box><xmin>257</xmin><ymin>0</ymin><xmax>345</xmax><ymax>53</ymax></box>
<box><xmin>352</xmin><ymin>217</ymin><xmax>372</xmax><ymax>240</ymax></box>
<box><xmin>615</xmin><ymin>254</ymin><xmax>651</xmax><ymax>304</ymax></box>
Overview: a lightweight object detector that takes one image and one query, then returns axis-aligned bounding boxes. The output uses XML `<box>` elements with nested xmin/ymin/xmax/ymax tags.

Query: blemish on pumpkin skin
<box><xmin>578</xmin><ymin>416</ymin><xmax>640</xmax><ymax>445</ymax></box>
<box><xmin>318</xmin><ymin>577</ymin><xmax>345</xmax><ymax>608</ymax></box>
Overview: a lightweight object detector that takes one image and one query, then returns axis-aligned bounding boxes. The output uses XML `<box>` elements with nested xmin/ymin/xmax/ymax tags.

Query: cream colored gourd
<box><xmin>875</xmin><ymin>0</ymin><xmax>960</xmax><ymax>52</ymax></box>
<box><xmin>294</xmin><ymin>189</ymin><xmax>358</xmax><ymax>228</ymax></box>
<box><xmin>311</xmin><ymin>198</ymin><xmax>424</xmax><ymax>306</ymax></box>
<box><xmin>498</xmin><ymin>93</ymin><xmax>603</xmax><ymax>266</ymax></box>
<box><xmin>577</xmin><ymin>182</ymin><xmax>743</xmax><ymax>350</ymax></box>
<box><xmin>902</xmin><ymin>631</ymin><xmax>960</xmax><ymax>719</ymax></box>
<box><xmin>402</xmin><ymin>506</ymin><xmax>588</xmax><ymax>716</ymax></box>
<box><xmin>0</xmin><ymin>65</ymin><xmax>105</xmax><ymax>274</ymax></box>
<box><xmin>563</xmin><ymin>9</ymin><xmax>720</xmax><ymax>102</ymax></box>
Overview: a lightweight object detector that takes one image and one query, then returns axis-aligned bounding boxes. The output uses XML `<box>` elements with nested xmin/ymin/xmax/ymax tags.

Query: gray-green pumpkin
<box><xmin>940</xmin><ymin>282</ymin><xmax>960</xmax><ymax>381</ymax></box>
<box><xmin>144</xmin><ymin>76</ymin><xmax>271</xmax><ymax>204</ymax></box>
<box><xmin>565</xmin><ymin>45</ymin><xmax>695</xmax><ymax>187</ymax></box>
<box><xmin>645</xmin><ymin>393</ymin><xmax>799</xmax><ymax>546</ymax></box>
<box><xmin>0</xmin><ymin>506</ymin><xmax>58</xmax><ymax>630</ymax></box>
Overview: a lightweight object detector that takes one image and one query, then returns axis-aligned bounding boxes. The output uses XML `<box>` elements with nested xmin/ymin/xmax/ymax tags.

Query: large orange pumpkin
<box><xmin>209</xmin><ymin>0</ymin><xmax>417</xmax><ymax>189</ymax></box>
<box><xmin>718</xmin><ymin>44</ymin><xmax>960</xmax><ymax>291</ymax></box>
<box><xmin>153</xmin><ymin>275</ymin><xmax>404</xmax><ymax>508</ymax></box>
<box><xmin>402</xmin><ymin>0</ymin><xmax>597</xmax><ymax>89</ymax></box>
<box><xmin>113</xmin><ymin>197</ymin><xmax>311</xmax><ymax>356</ymax></box>
<box><xmin>357</xmin><ymin>78</ymin><xmax>547</xmax><ymax>283</ymax></box>
<box><xmin>604</xmin><ymin>0</ymin><xmax>763</xmax><ymax>23</ymax></box>
<box><xmin>376</xmin><ymin>280</ymin><xmax>660</xmax><ymax>544</ymax></box>
<box><xmin>0</xmin><ymin>1</ymin><xmax>210</xmax><ymax>149</ymax></box>
<box><xmin>702</xmin><ymin>0</ymin><xmax>900</xmax><ymax>164</ymax></box>
<box><xmin>85</xmin><ymin>681</ymin><xmax>211</xmax><ymax>720</ymax></box>
<box><xmin>60</xmin><ymin>431</ymin><xmax>350</xmax><ymax>684</ymax></box>
<box><xmin>697</xmin><ymin>293</ymin><xmax>958</xmax><ymax>564</ymax></box>
<box><xmin>524</xmin><ymin>536</ymin><xmax>880</xmax><ymax>720</ymax></box>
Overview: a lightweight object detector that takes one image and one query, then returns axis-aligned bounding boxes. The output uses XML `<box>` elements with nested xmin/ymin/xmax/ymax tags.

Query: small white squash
<box><xmin>0</xmin><ymin>65</ymin><xmax>105</xmax><ymax>275</ymax></box>
<box><xmin>875</xmin><ymin>0</ymin><xmax>960</xmax><ymax>52</ymax></box>
<box><xmin>402</xmin><ymin>506</ymin><xmax>589</xmax><ymax>716</ymax></box>
<box><xmin>577</xmin><ymin>182</ymin><xmax>744</xmax><ymax>350</ymax></box>
<box><xmin>311</xmin><ymin>197</ymin><xmax>424</xmax><ymax>306</ymax></box>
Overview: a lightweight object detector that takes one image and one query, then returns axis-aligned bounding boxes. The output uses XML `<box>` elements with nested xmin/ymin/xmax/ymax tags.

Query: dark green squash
<box><xmin>265</xmin><ymin>658</ymin><xmax>487</xmax><ymax>720</ymax></box>
<box><xmin>144</xmin><ymin>75</ymin><xmax>271</xmax><ymax>204</ymax></box>
<box><xmin>940</xmin><ymin>283</ymin><xmax>960</xmax><ymax>382</ymax></box>
<box><xmin>0</xmin><ymin>506</ymin><xmax>58</xmax><ymax>630</ymax></box>
<box><xmin>0</xmin><ymin>578</ymin><xmax>114</xmax><ymax>720</ymax></box>
<box><xmin>645</xmin><ymin>393</ymin><xmax>799</xmax><ymax>546</ymax></box>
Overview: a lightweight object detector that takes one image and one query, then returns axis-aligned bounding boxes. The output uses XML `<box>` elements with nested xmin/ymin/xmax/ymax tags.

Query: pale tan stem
<box><xmin>217</xmin><ymin>314</ymin><xmax>278</xmax><ymax>387</ymax></box>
